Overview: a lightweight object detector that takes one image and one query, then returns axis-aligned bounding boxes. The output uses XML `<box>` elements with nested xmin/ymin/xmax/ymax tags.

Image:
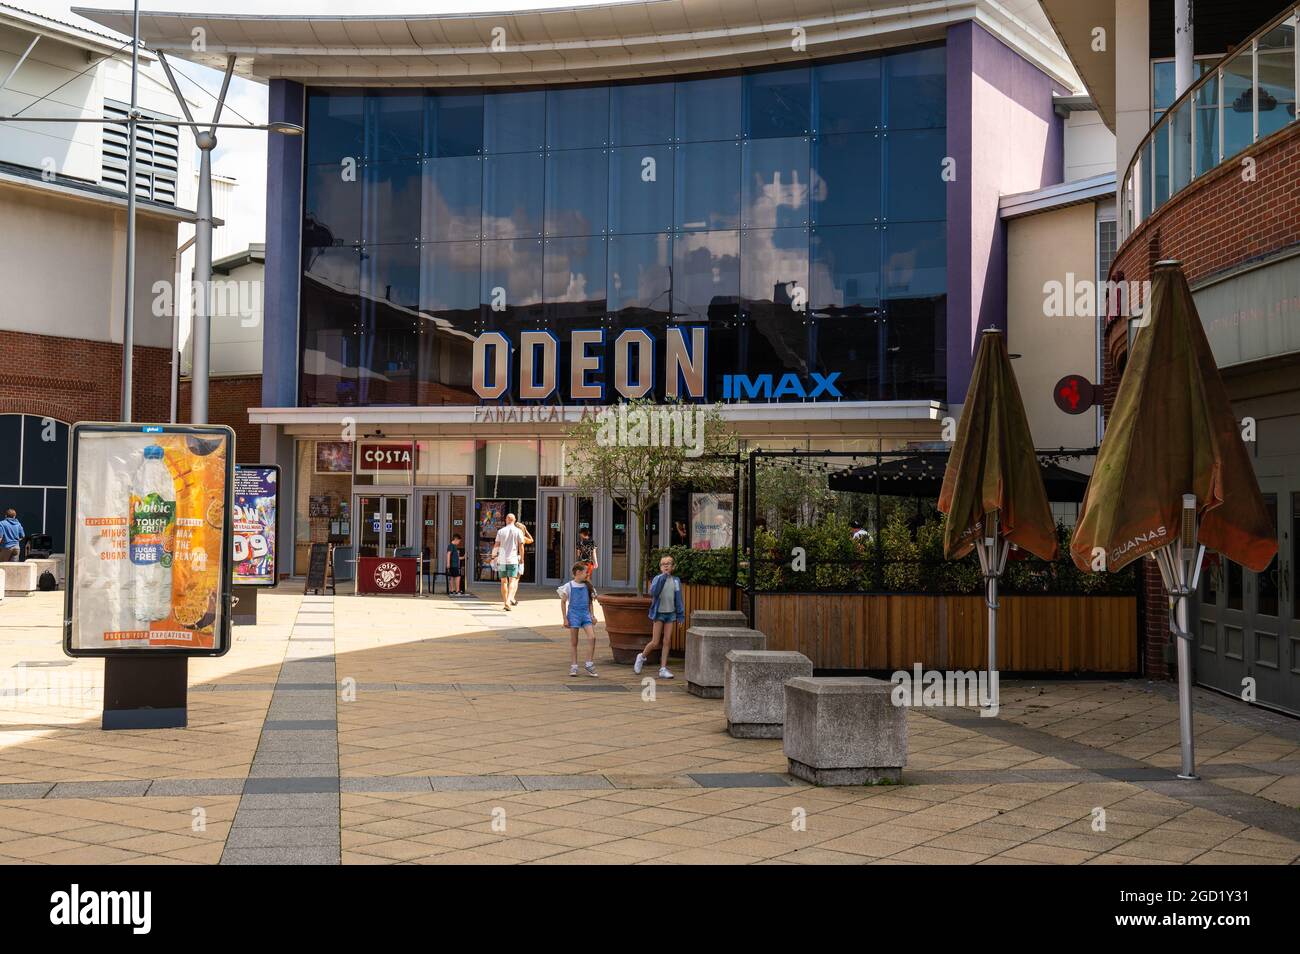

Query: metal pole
<box><xmin>986</xmin><ymin>510</ymin><xmax>998</xmax><ymax>691</ymax></box>
<box><xmin>192</xmin><ymin>141</ymin><xmax>213</xmax><ymax>425</ymax></box>
<box><xmin>119</xmin><ymin>0</ymin><xmax>140</xmax><ymax>422</ymax></box>
<box><xmin>1174</xmin><ymin>0</ymin><xmax>1194</xmax><ymax>97</ymax></box>
<box><xmin>1175</xmin><ymin>493</ymin><xmax>1200</xmax><ymax>779</ymax></box>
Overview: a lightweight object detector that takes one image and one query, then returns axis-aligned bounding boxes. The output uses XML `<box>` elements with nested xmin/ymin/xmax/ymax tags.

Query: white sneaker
<box><xmin>569</xmin><ymin>664</ymin><xmax>579</xmax><ymax>677</ymax></box>
<box><xmin>584</xmin><ymin>661</ymin><xmax>598</xmax><ymax>678</ymax></box>
<box><xmin>658</xmin><ymin>667</ymin><xmax>674</xmax><ymax>679</ymax></box>
<box><xmin>633</xmin><ymin>652</ymin><xmax>646</xmax><ymax>675</ymax></box>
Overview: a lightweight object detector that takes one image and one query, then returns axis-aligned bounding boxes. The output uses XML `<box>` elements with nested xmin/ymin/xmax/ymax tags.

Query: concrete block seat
<box><xmin>687</xmin><ymin>610</ymin><xmax>749</xmax><ymax>629</ymax></box>
<box><xmin>2</xmin><ymin>561</ymin><xmax>37</xmax><ymax>597</ymax></box>
<box><xmin>723</xmin><ymin>650</ymin><xmax>813</xmax><ymax>738</ymax></box>
<box><xmin>783</xmin><ymin>676</ymin><xmax>907</xmax><ymax>785</ymax></box>
<box><xmin>25</xmin><ymin>558</ymin><xmax>60</xmax><ymax>588</ymax></box>
<box><xmin>684</xmin><ymin>626</ymin><xmax>766</xmax><ymax>698</ymax></box>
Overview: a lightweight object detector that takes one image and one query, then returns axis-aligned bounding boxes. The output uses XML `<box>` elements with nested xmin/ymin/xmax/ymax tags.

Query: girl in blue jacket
<box><xmin>635</xmin><ymin>554</ymin><xmax>683</xmax><ymax>679</ymax></box>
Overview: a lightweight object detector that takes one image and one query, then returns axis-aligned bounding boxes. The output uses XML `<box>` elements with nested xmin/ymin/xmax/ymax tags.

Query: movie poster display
<box><xmin>64</xmin><ymin>423</ymin><xmax>235</xmax><ymax>657</ymax></box>
<box><xmin>233</xmin><ymin>464</ymin><xmax>279</xmax><ymax>587</ymax></box>
<box><xmin>690</xmin><ymin>493</ymin><xmax>733</xmax><ymax>550</ymax></box>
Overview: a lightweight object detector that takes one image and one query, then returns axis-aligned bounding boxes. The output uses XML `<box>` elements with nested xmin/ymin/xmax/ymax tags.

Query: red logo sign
<box><xmin>1054</xmin><ymin>375</ymin><xmax>1095</xmax><ymax>415</ymax></box>
<box><xmin>357</xmin><ymin>442</ymin><xmax>416</xmax><ymax>473</ymax></box>
<box><xmin>374</xmin><ymin>561</ymin><xmax>402</xmax><ymax>590</ymax></box>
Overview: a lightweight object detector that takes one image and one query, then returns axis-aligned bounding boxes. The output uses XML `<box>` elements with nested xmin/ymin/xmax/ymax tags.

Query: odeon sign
<box><xmin>471</xmin><ymin>328</ymin><xmax>841</xmax><ymax>403</ymax></box>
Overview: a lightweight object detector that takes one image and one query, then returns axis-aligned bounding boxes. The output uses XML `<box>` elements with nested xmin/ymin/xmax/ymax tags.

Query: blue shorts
<box><xmin>653</xmin><ymin>612</ymin><xmax>677</xmax><ymax>623</ymax></box>
<box><xmin>567</xmin><ymin>613</ymin><xmax>595</xmax><ymax>629</ymax></box>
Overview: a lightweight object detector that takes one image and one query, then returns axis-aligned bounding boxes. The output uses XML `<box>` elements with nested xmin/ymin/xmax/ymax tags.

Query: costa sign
<box><xmin>357</xmin><ymin>442</ymin><xmax>416</xmax><ymax>473</ymax></box>
<box><xmin>473</xmin><ymin>327</ymin><xmax>707</xmax><ymax>402</ymax></box>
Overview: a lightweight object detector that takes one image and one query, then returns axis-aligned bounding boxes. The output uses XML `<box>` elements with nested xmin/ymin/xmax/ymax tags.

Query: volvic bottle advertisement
<box><xmin>65</xmin><ymin>424</ymin><xmax>234</xmax><ymax>655</ymax></box>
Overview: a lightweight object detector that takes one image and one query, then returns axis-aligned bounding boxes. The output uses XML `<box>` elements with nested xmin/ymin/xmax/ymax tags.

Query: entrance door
<box><xmin>417</xmin><ymin>489</ymin><xmax>473</xmax><ymax>587</ymax></box>
<box><xmin>1198</xmin><ymin>478</ymin><xmax>1299</xmax><ymax>715</ymax></box>
<box><xmin>354</xmin><ymin>494</ymin><xmax>409</xmax><ymax>558</ymax></box>
<box><xmin>604</xmin><ymin>496</ymin><xmax>634</xmax><ymax>590</ymax></box>
<box><xmin>540</xmin><ymin>491</ymin><xmax>572</xmax><ymax>587</ymax></box>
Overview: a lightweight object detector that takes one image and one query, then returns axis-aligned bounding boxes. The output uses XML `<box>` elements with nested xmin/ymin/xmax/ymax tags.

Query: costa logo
<box><xmin>373</xmin><ymin>561</ymin><xmax>402</xmax><ymax>590</ymax></box>
<box><xmin>357</xmin><ymin>442</ymin><xmax>416</xmax><ymax>473</ymax></box>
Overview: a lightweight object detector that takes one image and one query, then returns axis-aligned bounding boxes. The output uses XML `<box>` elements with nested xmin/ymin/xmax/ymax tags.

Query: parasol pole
<box><xmin>1154</xmin><ymin>493</ymin><xmax>1205</xmax><ymax>779</ymax></box>
<box><xmin>975</xmin><ymin>510</ymin><xmax>1007</xmax><ymax>710</ymax></box>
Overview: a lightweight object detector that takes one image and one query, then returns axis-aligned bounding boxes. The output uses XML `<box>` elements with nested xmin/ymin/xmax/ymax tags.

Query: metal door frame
<box><xmin>353</xmin><ymin>493</ymin><xmax>410</xmax><ymax>558</ymax></box>
<box><xmin>415</xmin><ymin>487</ymin><xmax>474</xmax><ymax>585</ymax></box>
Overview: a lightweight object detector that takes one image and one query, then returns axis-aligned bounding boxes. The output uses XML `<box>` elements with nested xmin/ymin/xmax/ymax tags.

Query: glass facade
<box><xmin>301</xmin><ymin>46</ymin><xmax>947</xmax><ymax>406</ymax></box>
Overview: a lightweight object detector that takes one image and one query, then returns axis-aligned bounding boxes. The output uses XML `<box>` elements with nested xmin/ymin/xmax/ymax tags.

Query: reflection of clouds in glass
<box><xmin>674</xmin><ymin>231</ymin><xmax>738</xmax><ymax>319</ymax></box>
<box><xmin>610</xmin><ymin>234</ymin><xmax>671</xmax><ymax>311</ymax></box>
<box><xmin>741</xmin><ymin>228</ymin><xmax>807</xmax><ymax>303</ymax></box>
<box><xmin>484</xmin><ymin>241</ymin><xmax>543</xmax><ymax>305</ymax></box>
<box><xmin>744</xmin><ymin>170</ymin><xmax>809</xmax><ymax>229</ymax></box>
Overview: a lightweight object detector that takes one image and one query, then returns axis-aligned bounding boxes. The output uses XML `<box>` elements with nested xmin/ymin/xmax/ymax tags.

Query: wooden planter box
<box><xmin>754</xmin><ymin>593</ymin><xmax>1137</xmax><ymax>674</ymax></box>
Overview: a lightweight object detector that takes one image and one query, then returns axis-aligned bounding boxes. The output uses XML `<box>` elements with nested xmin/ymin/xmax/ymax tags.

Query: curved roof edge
<box><xmin>71</xmin><ymin>0</ymin><xmax>1082</xmax><ymax>90</ymax></box>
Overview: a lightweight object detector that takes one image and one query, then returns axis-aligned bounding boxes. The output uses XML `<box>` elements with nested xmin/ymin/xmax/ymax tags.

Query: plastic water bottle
<box><xmin>129</xmin><ymin>445</ymin><xmax>176</xmax><ymax>622</ymax></box>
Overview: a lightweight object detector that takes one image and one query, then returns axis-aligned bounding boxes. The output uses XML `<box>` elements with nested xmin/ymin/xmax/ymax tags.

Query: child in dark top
<box><xmin>446</xmin><ymin>533</ymin><xmax>464</xmax><ymax>595</ymax></box>
<box><xmin>557</xmin><ymin>562</ymin><xmax>599</xmax><ymax>677</ymax></box>
<box><xmin>575</xmin><ymin>527</ymin><xmax>597</xmax><ymax>576</ymax></box>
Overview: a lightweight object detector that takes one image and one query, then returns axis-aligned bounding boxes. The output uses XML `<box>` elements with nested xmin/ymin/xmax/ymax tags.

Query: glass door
<box><xmin>354</xmin><ymin>494</ymin><xmax>409</xmax><ymax>557</ymax></box>
<box><xmin>540</xmin><ymin>491</ymin><xmax>573</xmax><ymax>587</ymax></box>
<box><xmin>605</xmin><ymin>496</ymin><xmax>633</xmax><ymax>590</ymax></box>
<box><xmin>417</xmin><ymin>489</ymin><xmax>473</xmax><ymax>588</ymax></box>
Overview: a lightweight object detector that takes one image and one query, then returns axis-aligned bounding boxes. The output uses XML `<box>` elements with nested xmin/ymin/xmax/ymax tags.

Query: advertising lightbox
<box><xmin>64</xmin><ymin>423</ymin><xmax>235</xmax><ymax>657</ymax></box>
<box><xmin>232</xmin><ymin>464</ymin><xmax>279</xmax><ymax>587</ymax></box>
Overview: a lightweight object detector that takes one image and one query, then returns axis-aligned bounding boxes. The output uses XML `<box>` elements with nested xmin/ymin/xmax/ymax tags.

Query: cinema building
<box><xmin>79</xmin><ymin>1</ymin><xmax>1088</xmax><ymax>588</ymax></box>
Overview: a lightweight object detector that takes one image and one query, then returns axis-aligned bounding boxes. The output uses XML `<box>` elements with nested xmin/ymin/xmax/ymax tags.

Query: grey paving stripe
<box><xmin>687</xmin><ymin>772</ymin><xmax>793</xmax><ymax>788</ymax></box>
<box><xmin>220</xmin><ymin>596</ymin><xmax>341</xmax><ymax>866</ymax></box>
<box><xmin>924</xmin><ymin>707</ymin><xmax>1300</xmax><ymax>845</ymax></box>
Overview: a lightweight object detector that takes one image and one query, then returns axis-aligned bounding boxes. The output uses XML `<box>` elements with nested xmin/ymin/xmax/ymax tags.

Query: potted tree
<box><xmin>566</xmin><ymin>400</ymin><xmax>736</xmax><ymax>663</ymax></box>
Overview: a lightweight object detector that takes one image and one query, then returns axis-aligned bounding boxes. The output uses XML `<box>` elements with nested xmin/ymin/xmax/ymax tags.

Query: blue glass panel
<box><xmin>815</xmin><ymin>58</ymin><xmax>881</xmax><ymax>134</ymax></box>
<box><xmin>810</xmin><ymin>225</ymin><xmax>880</xmax><ymax>313</ymax></box>
<box><xmin>361</xmin><ymin>242</ymin><xmax>421</xmax><ymax>313</ymax></box>
<box><xmin>21</xmin><ymin>415</ymin><xmax>68</xmax><ymax>487</ymax></box>
<box><xmin>742</xmin><ymin>137</ymin><xmax>810</xmax><ymax>229</ymax></box>
<box><xmin>427</xmin><ymin>92</ymin><xmax>483</xmax><ymax>157</ymax></box>
<box><xmin>545</xmin><ymin>148</ymin><xmax>609</xmax><ymax>237</ymax></box>
<box><xmin>608</xmin><ymin>233</ymin><xmax>673</xmax><ymax>320</ymax></box>
<box><xmin>675</xmin><ymin>74</ymin><xmax>742</xmax><ymax>142</ymax></box>
<box><xmin>365</xmin><ymin>90</ymin><xmax>423</xmax><ymax>161</ymax></box>
<box><xmin>611</xmin><ymin>81</ymin><xmax>674</xmax><ymax>145</ymax></box>
<box><xmin>740</xmin><ymin>226</ymin><xmax>809</xmax><ymax>310</ymax></box>
<box><xmin>303</xmin><ymin>162</ymin><xmax>361</xmax><ymax>247</ymax></box>
<box><xmin>882</xmin><ymin>297</ymin><xmax>945</xmax><ymax>400</ymax></box>
<box><xmin>306</xmin><ymin>89</ymin><xmax>364</xmax><ymax>166</ymax></box>
<box><xmin>484</xmin><ymin>89</ymin><xmax>545</xmax><ymax>154</ymax></box>
<box><xmin>1224</xmin><ymin>50</ymin><xmax>1254</xmax><ymax>157</ymax></box>
<box><xmin>362</xmin><ymin>161</ymin><xmax>422</xmax><ymax>245</ymax></box>
<box><xmin>745</xmin><ymin>67</ymin><xmax>811</xmax><ymax>138</ymax></box>
<box><xmin>610</xmin><ymin>144</ymin><xmax>674</xmax><ymax>234</ymax></box>
<box><xmin>545</xmin><ymin>235</ymin><xmax>608</xmax><ymax>320</ymax></box>
<box><xmin>883</xmin><ymin>221</ymin><xmax>945</xmax><ymax>299</ymax></box>
<box><xmin>0</xmin><ymin>415</ymin><xmax>19</xmax><ymax>484</ymax></box>
<box><xmin>675</xmin><ymin>140</ymin><xmax>741</xmax><ymax>231</ymax></box>
<box><xmin>812</xmin><ymin>132</ymin><xmax>881</xmax><ymax>225</ymax></box>
<box><xmin>672</xmin><ymin>231</ymin><xmax>739</xmax><ymax>323</ymax></box>
<box><xmin>1194</xmin><ymin>78</ymin><xmax>1220</xmax><ymax>175</ymax></box>
<box><xmin>885</xmin><ymin>47</ymin><xmax>945</xmax><ymax>129</ymax></box>
<box><xmin>1152</xmin><ymin>60</ymin><xmax>1177</xmax><ymax>114</ymax></box>
<box><xmin>301</xmin><ymin>246</ymin><xmax>361</xmax><ymax>406</ymax></box>
<box><xmin>547</xmin><ymin>86</ymin><xmax>610</xmax><ymax>149</ymax></box>
<box><xmin>483</xmin><ymin>152</ymin><xmax>544</xmax><ymax>239</ymax></box>
<box><xmin>885</xmin><ymin>129</ymin><xmax>946</xmax><ymax>221</ymax></box>
<box><xmin>481</xmin><ymin>238</ymin><xmax>545</xmax><ymax>325</ymax></box>
<box><xmin>422</xmin><ymin>155</ymin><xmax>482</xmax><ymax>242</ymax></box>
<box><xmin>420</xmin><ymin>241</ymin><xmax>481</xmax><ymax>333</ymax></box>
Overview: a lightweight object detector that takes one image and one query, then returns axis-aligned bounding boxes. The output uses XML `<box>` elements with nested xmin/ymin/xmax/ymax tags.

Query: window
<box><xmin>301</xmin><ymin>46</ymin><xmax>948</xmax><ymax>405</ymax></box>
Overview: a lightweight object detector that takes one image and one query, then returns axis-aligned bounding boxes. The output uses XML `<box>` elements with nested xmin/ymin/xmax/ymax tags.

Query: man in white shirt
<box><xmin>490</xmin><ymin>513</ymin><xmax>531</xmax><ymax>610</ymax></box>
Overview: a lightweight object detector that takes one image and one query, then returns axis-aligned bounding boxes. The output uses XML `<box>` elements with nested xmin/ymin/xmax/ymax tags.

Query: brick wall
<box><xmin>0</xmin><ymin>330</ymin><xmax>172</xmax><ymax>424</ymax></box>
<box><xmin>178</xmin><ymin>374</ymin><xmax>263</xmax><ymax>463</ymax></box>
<box><xmin>1106</xmin><ymin>123</ymin><xmax>1300</xmax><ymax>679</ymax></box>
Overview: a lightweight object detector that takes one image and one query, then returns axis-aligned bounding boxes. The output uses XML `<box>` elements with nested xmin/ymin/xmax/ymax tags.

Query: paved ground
<box><xmin>1</xmin><ymin>587</ymin><xmax>1298</xmax><ymax>865</ymax></box>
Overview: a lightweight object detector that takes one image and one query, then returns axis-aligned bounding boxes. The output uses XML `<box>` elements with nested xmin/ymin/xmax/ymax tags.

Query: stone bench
<box><xmin>2</xmin><ymin>560</ymin><xmax>37</xmax><ymax>597</ymax></box>
<box><xmin>783</xmin><ymin>676</ymin><xmax>907</xmax><ymax>785</ymax></box>
<box><xmin>685</xmin><ymin>626</ymin><xmax>766</xmax><ymax>698</ymax></box>
<box><xmin>687</xmin><ymin>610</ymin><xmax>749</xmax><ymax>629</ymax></box>
<box><xmin>0</xmin><ymin>567</ymin><xmax>5</xmax><ymax>604</ymax></box>
<box><xmin>724</xmin><ymin>650</ymin><xmax>813</xmax><ymax>738</ymax></box>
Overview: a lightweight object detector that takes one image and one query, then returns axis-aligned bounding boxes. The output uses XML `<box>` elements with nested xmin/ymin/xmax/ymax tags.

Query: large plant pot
<box><xmin>597</xmin><ymin>593</ymin><xmax>654</xmax><ymax>664</ymax></box>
